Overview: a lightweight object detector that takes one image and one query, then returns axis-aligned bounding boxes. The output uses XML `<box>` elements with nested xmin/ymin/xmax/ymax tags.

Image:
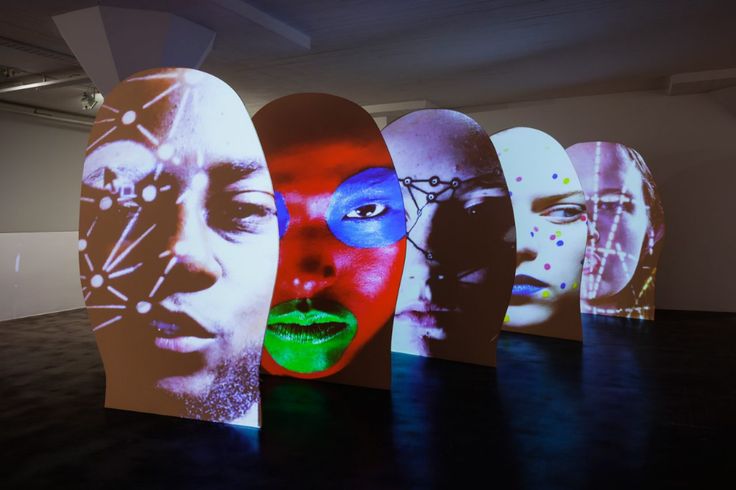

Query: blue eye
<box><xmin>274</xmin><ymin>191</ymin><xmax>290</xmax><ymax>238</ymax></box>
<box><xmin>325</xmin><ymin>167</ymin><xmax>406</xmax><ymax>248</ymax></box>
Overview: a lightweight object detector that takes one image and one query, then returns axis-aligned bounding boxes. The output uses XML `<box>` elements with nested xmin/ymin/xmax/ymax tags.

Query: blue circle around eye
<box><xmin>325</xmin><ymin>167</ymin><xmax>406</xmax><ymax>248</ymax></box>
<box><xmin>274</xmin><ymin>191</ymin><xmax>290</xmax><ymax>239</ymax></box>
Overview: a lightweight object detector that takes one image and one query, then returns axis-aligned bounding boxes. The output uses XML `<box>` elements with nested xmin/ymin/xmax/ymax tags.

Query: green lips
<box><xmin>265</xmin><ymin>299</ymin><xmax>358</xmax><ymax>374</ymax></box>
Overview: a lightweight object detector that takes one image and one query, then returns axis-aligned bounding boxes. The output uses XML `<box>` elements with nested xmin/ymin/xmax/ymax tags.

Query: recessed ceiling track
<box><xmin>0</xmin><ymin>100</ymin><xmax>93</xmax><ymax>127</ymax></box>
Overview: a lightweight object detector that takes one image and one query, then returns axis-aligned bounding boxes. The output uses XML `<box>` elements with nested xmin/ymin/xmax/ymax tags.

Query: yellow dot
<box><xmin>542</xmin><ymin>290</ymin><xmax>550</xmax><ymax>298</ymax></box>
<box><xmin>504</xmin><ymin>314</ymin><xmax>510</xmax><ymax>323</ymax></box>
<box><xmin>573</xmin><ymin>282</ymin><xmax>579</xmax><ymax>289</ymax></box>
<box><xmin>563</xmin><ymin>177</ymin><xmax>571</xmax><ymax>184</ymax></box>
<box><xmin>555</xmin><ymin>231</ymin><xmax>562</xmax><ymax>237</ymax></box>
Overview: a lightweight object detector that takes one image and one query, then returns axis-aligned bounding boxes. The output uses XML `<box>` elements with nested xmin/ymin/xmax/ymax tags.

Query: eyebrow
<box><xmin>531</xmin><ymin>190</ymin><xmax>585</xmax><ymax>211</ymax></box>
<box><xmin>598</xmin><ymin>188</ymin><xmax>634</xmax><ymax>196</ymax></box>
<box><xmin>208</xmin><ymin>161</ymin><xmax>262</xmax><ymax>184</ymax></box>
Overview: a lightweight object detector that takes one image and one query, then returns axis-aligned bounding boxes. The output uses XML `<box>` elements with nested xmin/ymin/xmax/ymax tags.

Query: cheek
<box><xmin>333</xmin><ymin>241</ymin><xmax>405</xmax><ymax>339</ymax></box>
<box><xmin>213</xmin><ymin>234</ymin><xmax>278</xmax><ymax>307</ymax></box>
<box><xmin>593</xmin><ymin>210</ymin><xmax>616</xmax><ymax>236</ymax></box>
<box><xmin>539</xmin><ymin>222</ymin><xmax>587</xmax><ymax>284</ymax></box>
<box><xmin>619</xmin><ymin>213</ymin><xmax>647</xmax><ymax>255</ymax></box>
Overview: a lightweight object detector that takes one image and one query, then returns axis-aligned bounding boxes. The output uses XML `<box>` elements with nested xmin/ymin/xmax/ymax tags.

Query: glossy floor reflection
<box><xmin>2</xmin><ymin>309</ymin><xmax>734</xmax><ymax>489</ymax></box>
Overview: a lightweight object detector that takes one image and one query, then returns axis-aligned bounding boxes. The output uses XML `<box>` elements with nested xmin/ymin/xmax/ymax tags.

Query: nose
<box><xmin>587</xmin><ymin>218</ymin><xmax>600</xmax><ymax>244</ymax></box>
<box><xmin>515</xmin><ymin>227</ymin><xmax>539</xmax><ymax>267</ymax></box>
<box><xmin>162</xmin><ymin>198</ymin><xmax>222</xmax><ymax>295</ymax></box>
<box><xmin>402</xmin><ymin>245</ymin><xmax>434</xmax><ymax>304</ymax></box>
<box><xmin>407</xmin><ymin>205</ymin><xmax>437</xmax><ymax>254</ymax></box>
<box><xmin>280</xmin><ymin>224</ymin><xmax>338</xmax><ymax>298</ymax></box>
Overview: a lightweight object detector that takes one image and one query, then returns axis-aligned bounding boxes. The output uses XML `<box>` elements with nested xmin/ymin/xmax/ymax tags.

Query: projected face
<box><xmin>493</xmin><ymin>128</ymin><xmax>587</xmax><ymax>332</ymax></box>
<box><xmin>79</xmin><ymin>68</ymin><xmax>278</xmax><ymax>425</ymax></box>
<box><xmin>255</xmin><ymin>96</ymin><xmax>405</xmax><ymax>379</ymax></box>
<box><xmin>567</xmin><ymin>142</ymin><xmax>663</xmax><ymax>319</ymax></box>
<box><xmin>384</xmin><ymin>110</ymin><xmax>515</xmax><ymax>362</ymax></box>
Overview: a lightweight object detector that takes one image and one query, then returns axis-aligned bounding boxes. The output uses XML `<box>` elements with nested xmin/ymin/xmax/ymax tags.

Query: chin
<box><xmin>156</xmin><ymin>370</ymin><xmax>215</xmax><ymax>398</ymax></box>
<box><xmin>391</xmin><ymin>318</ymin><xmax>439</xmax><ymax>356</ymax></box>
<box><xmin>505</xmin><ymin>304</ymin><xmax>553</xmax><ymax>329</ymax></box>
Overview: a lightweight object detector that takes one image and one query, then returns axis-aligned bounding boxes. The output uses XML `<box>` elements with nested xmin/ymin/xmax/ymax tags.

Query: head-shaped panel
<box><xmin>383</xmin><ymin>109</ymin><xmax>515</xmax><ymax>366</ymax></box>
<box><xmin>79</xmin><ymin>68</ymin><xmax>278</xmax><ymax>427</ymax></box>
<box><xmin>492</xmin><ymin>127</ymin><xmax>586</xmax><ymax>341</ymax></box>
<box><xmin>252</xmin><ymin>93</ymin><xmax>406</xmax><ymax>389</ymax></box>
<box><xmin>567</xmin><ymin>142</ymin><xmax>664</xmax><ymax>320</ymax></box>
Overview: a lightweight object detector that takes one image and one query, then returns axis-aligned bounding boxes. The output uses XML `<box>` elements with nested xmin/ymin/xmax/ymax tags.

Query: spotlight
<box><xmin>81</xmin><ymin>89</ymin><xmax>103</xmax><ymax>110</ymax></box>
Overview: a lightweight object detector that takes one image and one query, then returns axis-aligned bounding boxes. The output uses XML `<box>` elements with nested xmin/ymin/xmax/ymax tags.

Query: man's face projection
<box><xmin>568</xmin><ymin>142</ymin><xmax>651</xmax><ymax>301</ymax></box>
<box><xmin>493</xmin><ymin>128</ymin><xmax>588</xmax><ymax>330</ymax></box>
<box><xmin>255</xmin><ymin>100</ymin><xmax>406</xmax><ymax>378</ymax></box>
<box><xmin>385</xmin><ymin>110</ymin><xmax>515</xmax><ymax>361</ymax></box>
<box><xmin>79</xmin><ymin>69</ymin><xmax>278</xmax><ymax>424</ymax></box>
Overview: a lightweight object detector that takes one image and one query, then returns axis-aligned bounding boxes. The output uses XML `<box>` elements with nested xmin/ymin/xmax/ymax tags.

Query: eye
<box><xmin>344</xmin><ymin>203</ymin><xmax>387</xmax><ymax>219</ymax></box>
<box><xmin>463</xmin><ymin>197</ymin><xmax>500</xmax><ymax>218</ymax></box>
<box><xmin>542</xmin><ymin>204</ymin><xmax>586</xmax><ymax>224</ymax></box>
<box><xmin>599</xmin><ymin>193</ymin><xmax>635</xmax><ymax>214</ymax></box>
<box><xmin>207</xmin><ymin>191</ymin><xmax>276</xmax><ymax>237</ymax></box>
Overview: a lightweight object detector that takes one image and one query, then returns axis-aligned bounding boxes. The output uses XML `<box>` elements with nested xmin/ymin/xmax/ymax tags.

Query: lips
<box><xmin>511</xmin><ymin>274</ymin><xmax>549</xmax><ymax>297</ymax></box>
<box><xmin>264</xmin><ymin>298</ymin><xmax>358</xmax><ymax>374</ymax></box>
<box><xmin>149</xmin><ymin>308</ymin><xmax>216</xmax><ymax>353</ymax></box>
<box><xmin>396</xmin><ymin>304</ymin><xmax>459</xmax><ymax>329</ymax></box>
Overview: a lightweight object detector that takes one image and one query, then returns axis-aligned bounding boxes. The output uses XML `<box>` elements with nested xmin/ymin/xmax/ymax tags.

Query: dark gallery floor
<box><xmin>1</xmin><ymin>309</ymin><xmax>734</xmax><ymax>489</ymax></box>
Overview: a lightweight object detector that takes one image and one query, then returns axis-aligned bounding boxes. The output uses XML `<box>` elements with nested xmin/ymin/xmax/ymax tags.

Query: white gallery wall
<box><xmin>0</xmin><ymin>87</ymin><xmax>734</xmax><ymax>320</ymax></box>
<box><xmin>0</xmin><ymin>231</ymin><xmax>83</xmax><ymax>321</ymax></box>
<box><xmin>0</xmin><ymin>111</ymin><xmax>87</xmax><ymax>320</ymax></box>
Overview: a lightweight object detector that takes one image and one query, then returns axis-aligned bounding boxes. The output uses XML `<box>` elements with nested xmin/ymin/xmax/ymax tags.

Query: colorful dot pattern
<box><xmin>491</xmin><ymin>127</ymin><xmax>587</xmax><ymax>335</ymax></box>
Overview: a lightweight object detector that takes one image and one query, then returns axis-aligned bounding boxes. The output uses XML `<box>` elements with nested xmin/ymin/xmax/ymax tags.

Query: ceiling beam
<box><xmin>0</xmin><ymin>100</ymin><xmax>94</xmax><ymax>126</ymax></box>
<box><xmin>363</xmin><ymin>100</ymin><xmax>437</xmax><ymax>116</ymax></box>
<box><xmin>0</xmin><ymin>73</ymin><xmax>90</xmax><ymax>94</ymax></box>
<box><xmin>667</xmin><ymin>68</ymin><xmax>736</xmax><ymax>95</ymax></box>
<box><xmin>210</xmin><ymin>0</ymin><xmax>311</xmax><ymax>49</ymax></box>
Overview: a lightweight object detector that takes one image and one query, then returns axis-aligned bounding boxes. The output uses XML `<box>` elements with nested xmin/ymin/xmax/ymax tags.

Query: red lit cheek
<box><xmin>332</xmin><ymin>240</ymin><xmax>406</xmax><ymax>345</ymax></box>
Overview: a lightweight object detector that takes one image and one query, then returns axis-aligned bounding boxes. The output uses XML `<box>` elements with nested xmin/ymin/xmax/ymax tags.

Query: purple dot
<box><xmin>560</xmin><ymin>282</ymin><xmax>566</xmax><ymax>289</ymax></box>
<box><xmin>549</xmin><ymin>234</ymin><xmax>556</xmax><ymax>240</ymax></box>
<box><xmin>533</xmin><ymin>226</ymin><xmax>539</xmax><ymax>232</ymax></box>
<box><xmin>509</xmin><ymin>191</ymin><xmax>513</xmax><ymax>197</ymax></box>
<box><xmin>515</xmin><ymin>176</ymin><xmax>522</xmax><ymax>182</ymax></box>
<box><xmin>544</xmin><ymin>263</ymin><xmax>551</xmax><ymax>270</ymax></box>
<box><xmin>556</xmin><ymin>240</ymin><xmax>564</xmax><ymax>246</ymax></box>
<box><xmin>552</xmin><ymin>173</ymin><xmax>558</xmax><ymax>179</ymax></box>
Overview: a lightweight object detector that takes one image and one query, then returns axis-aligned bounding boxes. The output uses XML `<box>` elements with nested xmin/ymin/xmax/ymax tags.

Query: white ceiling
<box><xmin>1</xmin><ymin>0</ymin><xmax>735</xmax><ymax>117</ymax></box>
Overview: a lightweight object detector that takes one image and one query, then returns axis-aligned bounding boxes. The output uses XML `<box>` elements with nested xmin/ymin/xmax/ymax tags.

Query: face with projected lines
<box><xmin>79</xmin><ymin>68</ymin><xmax>278</xmax><ymax>423</ymax></box>
<box><xmin>384</xmin><ymin>110</ymin><xmax>515</xmax><ymax>361</ymax></box>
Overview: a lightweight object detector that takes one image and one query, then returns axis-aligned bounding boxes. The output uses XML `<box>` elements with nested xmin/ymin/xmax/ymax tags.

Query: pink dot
<box><xmin>515</xmin><ymin>176</ymin><xmax>522</xmax><ymax>182</ymax></box>
<box><xmin>581</xmin><ymin>215</ymin><xmax>587</xmax><ymax>222</ymax></box>
<box><xmin>544</xmin><ymin>263</ymin><xmax>551</xmax><ymax>270</ymax></box>
<box><xmin>549</xmin><ymin>234</ymin><xmax>556</xmax><ymax>240</ymax></box>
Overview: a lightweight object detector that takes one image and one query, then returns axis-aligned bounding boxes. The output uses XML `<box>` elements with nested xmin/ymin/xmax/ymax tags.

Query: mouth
<box><xmin>396</xmin><ymin>305</ymin><xmax>459</xmax><ymax>329</ymax></box>
<box><xmin>264</xmin><ymin>298</ymin><xmax>358</xmax><ymax>374</ymax></box>
<box><xmin>511</xmin><ymin>274</ymin><xmax>549</xmax><ymax>297</ymax></box>
<box><xmin>149</xmin><ymin>308</ymin><xmax>216</xmax><ymax>353</ymax></box>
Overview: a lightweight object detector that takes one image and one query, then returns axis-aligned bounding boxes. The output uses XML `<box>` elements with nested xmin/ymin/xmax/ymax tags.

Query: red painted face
<box><xmin>261</xmin><ymin>140</ymin><xmax>406</xmax><ymax>378</ymax></box>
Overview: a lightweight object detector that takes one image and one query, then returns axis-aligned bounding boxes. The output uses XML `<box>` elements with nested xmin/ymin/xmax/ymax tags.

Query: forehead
<box><xmin>384</xmin><ymin>111</ymin><xmax>499</xmax><ymax>180</ymax></box>
<box><xmin>269</xmin><ymin>139</ymin><xmax>391</xmax><ymax>188</ymax></box>
<box><xmin>84</xmin><ymin>68</ymin><xmax>266</xmax><ymax>182</ymax></box>
<box><xmin>493</xmin><ymin>128</ymin><xmax>583</xmax><ymax>198</ymax></box>
<box><xmin>568</xmin><ymin>142</ymin><xmax>643</xmax><ymax>193</ymax></box>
